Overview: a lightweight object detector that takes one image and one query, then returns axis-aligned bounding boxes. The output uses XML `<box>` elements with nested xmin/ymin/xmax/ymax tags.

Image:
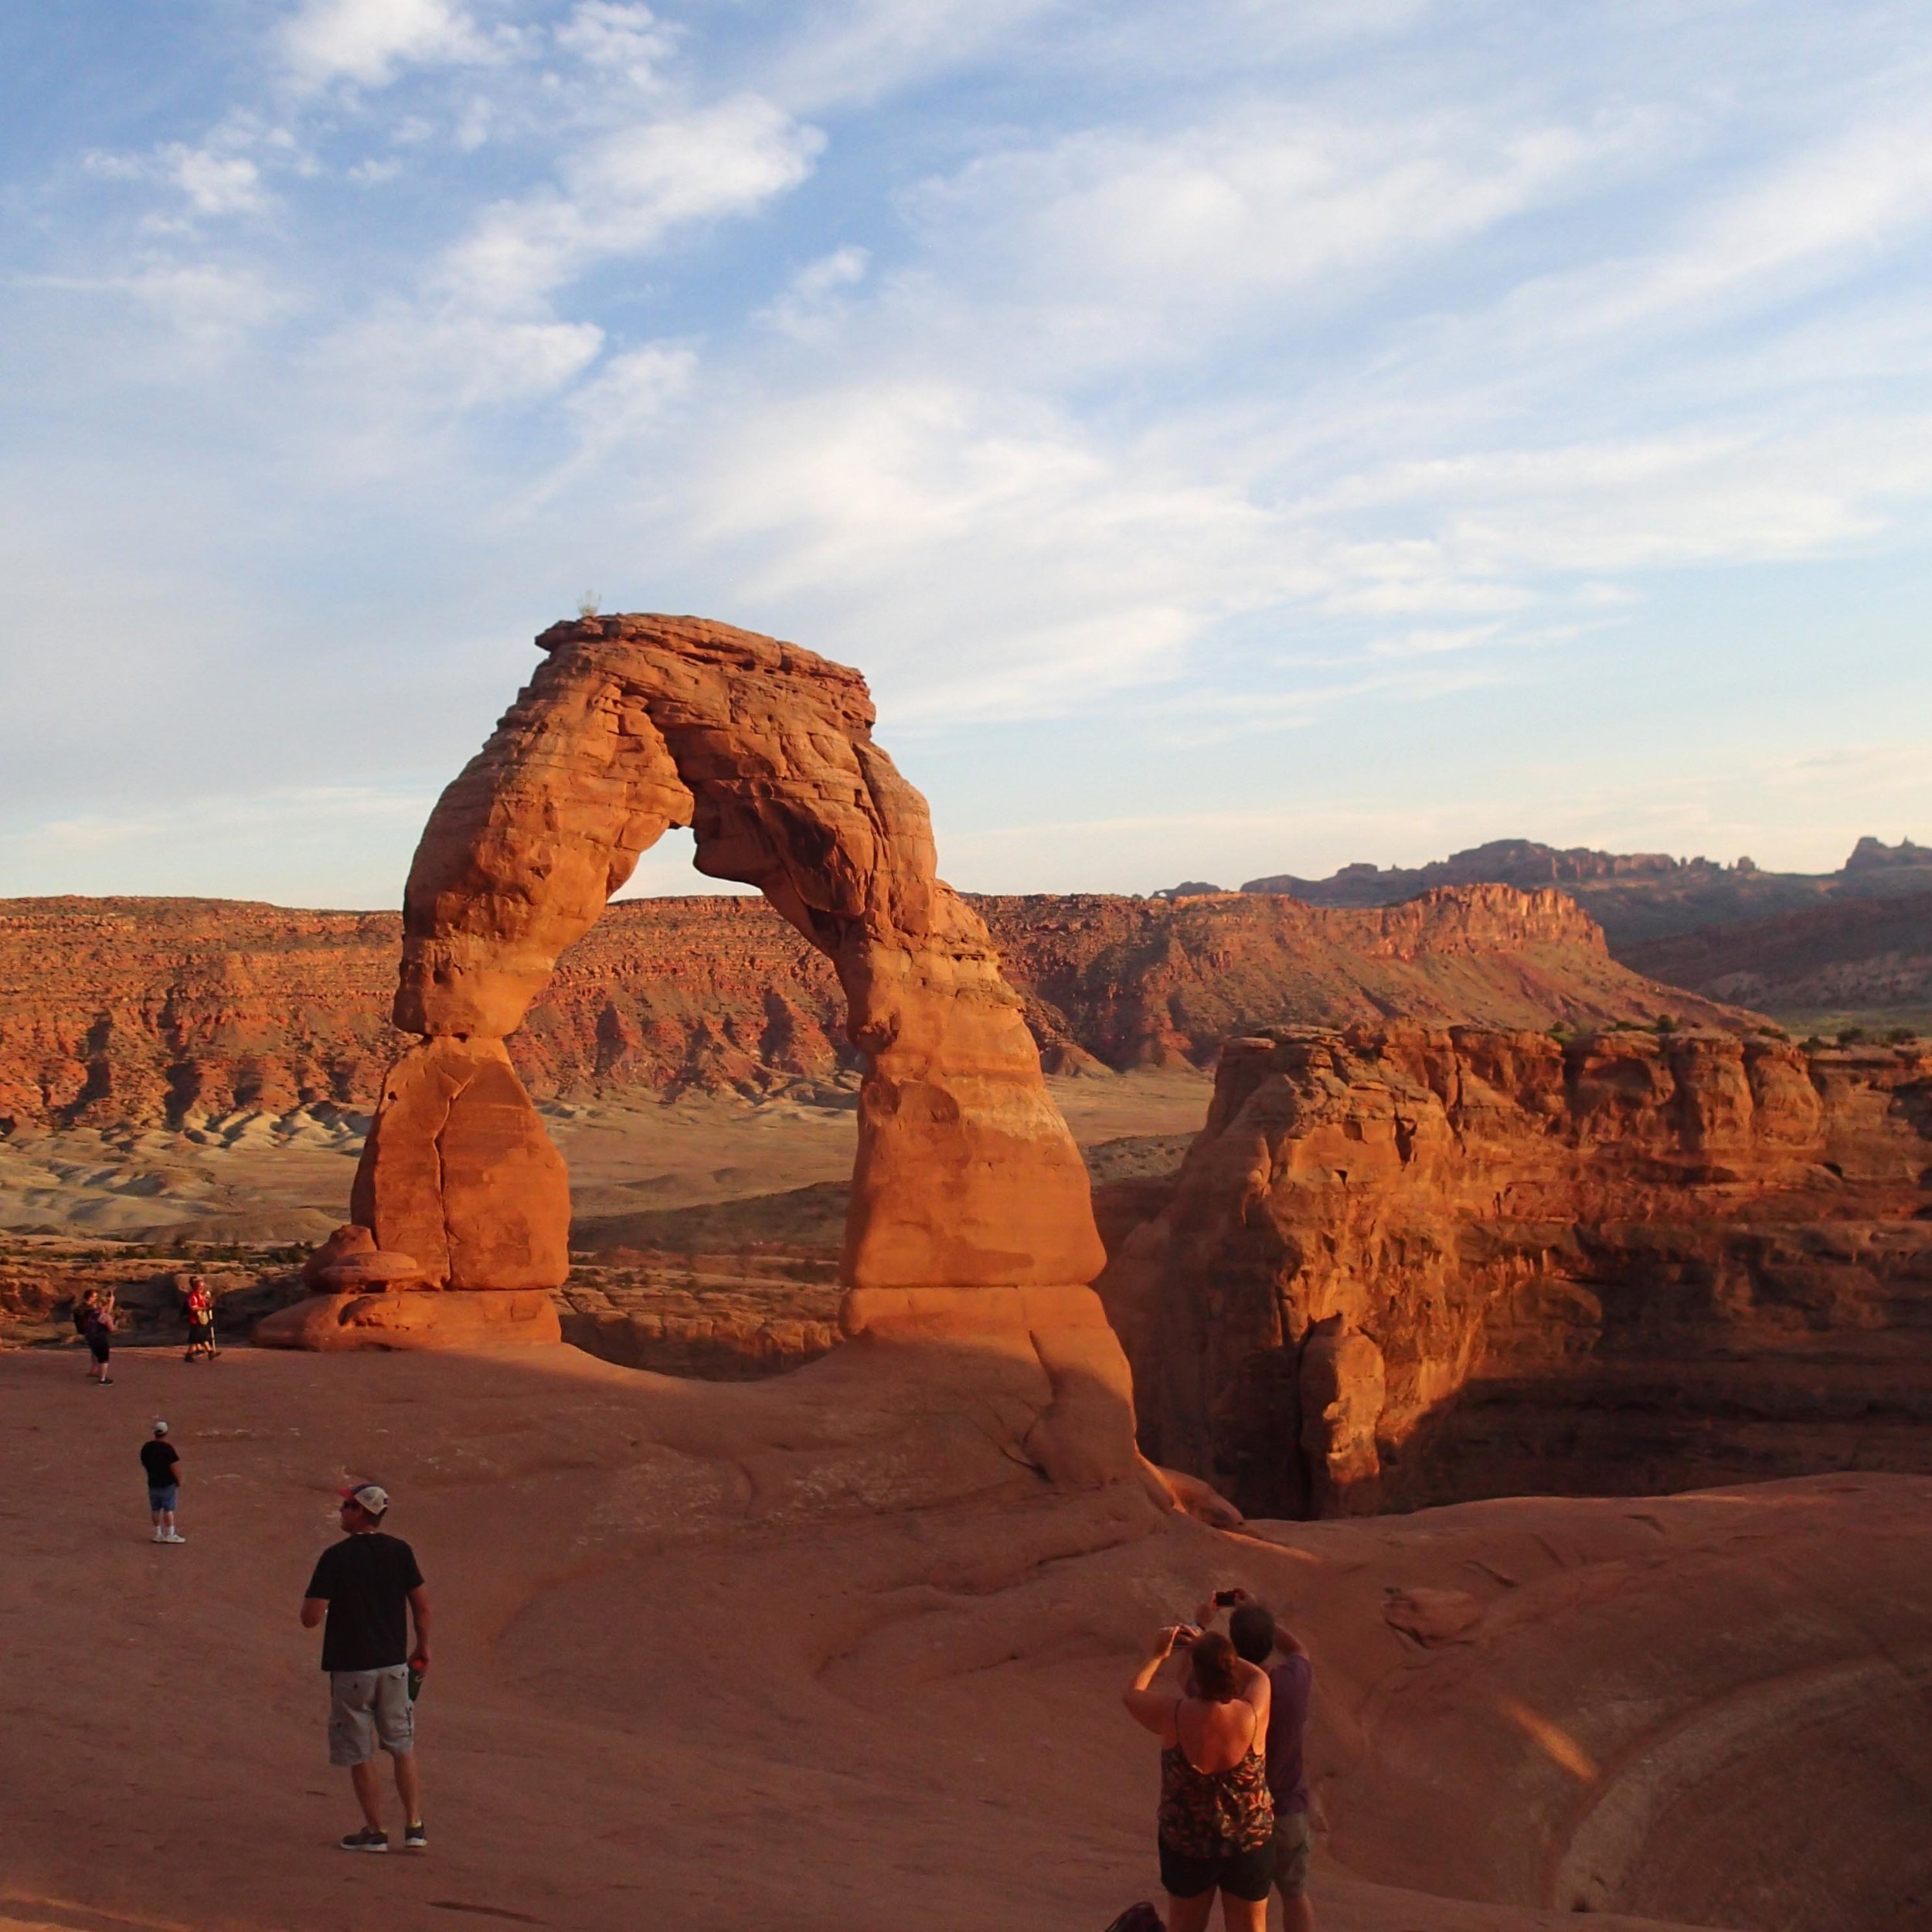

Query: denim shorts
<box><xmin>148</xmin><ymin>1485</ymin><xmax>179</xmax><ymax>1512</ymax></box>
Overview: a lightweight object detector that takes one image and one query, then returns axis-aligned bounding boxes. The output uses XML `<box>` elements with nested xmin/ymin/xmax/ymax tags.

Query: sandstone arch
<box><xmin>268</xmin><ymin>614</ymin><xmax>1136</xmax><ymax>1485</ymax></box>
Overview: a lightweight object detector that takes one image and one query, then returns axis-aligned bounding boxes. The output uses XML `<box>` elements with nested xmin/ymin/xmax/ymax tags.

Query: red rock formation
<box><xmin>277</xmin><ymin>614</ymin><xmax>1130</xmax><ymax>1483</ymax></box>
<box><xmin>0</xmin><ymin>886</ymin><xmax>1745</xmax><ymax>1131</ymax></box>
<box><xmin>349</xmin><ymin>1038</ymin><xmax>570</xmax><ymax>1291</ymax></box>
<box><xmin>1100</xmin><ymin>1024</ymin><xmax>1932</xmax><ymax>1515</ymax></box>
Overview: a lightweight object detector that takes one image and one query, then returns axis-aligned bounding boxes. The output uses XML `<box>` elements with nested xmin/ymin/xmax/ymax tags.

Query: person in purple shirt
<box><xmin>1194</xmin><ymin>1588</ymin><xmax>1316</xmax><ymax>1931</ymax></box>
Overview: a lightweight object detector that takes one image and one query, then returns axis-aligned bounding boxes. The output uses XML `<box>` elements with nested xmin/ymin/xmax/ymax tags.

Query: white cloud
<box><xmin>168</xmin><ymin>146</ymin><xmax>267</xmax><ymax>216</ymax></box>
<box><xmin>318</xmin><ymin>306</ymin><xmax>605</xmax><ymax>421</ymax></box>
<box><xmin>80</xmin><ymin>120</ymin><xmax>284</xmax><ymax>223</ymax></box>
<box><xmin>758</xmin><ymin>245</ymin><xmax>869</xmax><ymax>338</ymax></box>
<box><xmin>554</xmin><ymin>2</ymin><xmax>676</xmax><ymax>88</ymax></box>
<box><xmin>532</xmin><ymin>339</ymin><xmax>697</xmax><ymax>493</ymax></box>
<box><xmin>281</xmin><ymin>0</ymin><xmax>492</xmax><ymax>89</ymax></box>
<box><xmin>1478</xmin><ymin>114</ymin><xmax>1932</xmax><ymax>359</ymax></box>
<box><xmin>438</xmin><ymin>96</ymin><xmax>824</xmax><ymax>311</ymax></box>
<box><xmin>898</xmin><ymin>104</ymin><xmax>1674</xmax><ymax>372</ymax></box>
<box><xmin>130</xmin><ymin>262</ymin><xmax>294</xmax><ymax>344</ymax></box>
<box><xmin>754</xmin><ymin>0</ymin><xmax>1060</xmax><ymax>113</ymax></box>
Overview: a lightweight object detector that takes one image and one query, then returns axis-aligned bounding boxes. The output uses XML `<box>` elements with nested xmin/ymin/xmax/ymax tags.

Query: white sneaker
<box><xmin>163</xmin><ymin>1532</ymin><xmax>186</xmax><ymax>1544</ymax></box>
<box><xmin>152</xmin><ymin>1529</ymin><xmax>166</xmax><ymax>1543</ymax></box>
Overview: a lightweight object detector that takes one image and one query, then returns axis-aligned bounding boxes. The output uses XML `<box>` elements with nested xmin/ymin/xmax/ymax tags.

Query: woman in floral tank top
<box><xmin>1124</xmin><ymin>1622</ymin><xmax>1275</xmax><ymax>1929</ymax></box>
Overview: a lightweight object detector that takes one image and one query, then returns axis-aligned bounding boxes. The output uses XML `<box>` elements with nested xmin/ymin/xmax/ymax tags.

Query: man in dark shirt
<box><xmin>140</xmin><ymin>1421</ymin><xmax>183</xmax><ymax>1543</ymax></box>
<box><xmin>301</xmin><ymin>1482</ymin><xmax>432</xmax><ymax>1854</ymax></box>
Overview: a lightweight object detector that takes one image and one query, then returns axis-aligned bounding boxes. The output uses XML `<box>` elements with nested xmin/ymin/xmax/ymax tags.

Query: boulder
<box><xmin>255</xmin><ymin>1288</ymin><xmax>561</xmax><ymax>1351</ymax></box>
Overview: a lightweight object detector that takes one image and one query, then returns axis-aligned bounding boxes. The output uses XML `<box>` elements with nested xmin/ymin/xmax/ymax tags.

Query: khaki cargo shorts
<box><xmin>328</xmin><ymin>1666</ymin><xmax>414</xmax><ymax>1767</ymax></box>
<box><xmin>1273</xmin><ymin>1808</ymin><xmax>1314</xmax><ymax>1897</ymax></box>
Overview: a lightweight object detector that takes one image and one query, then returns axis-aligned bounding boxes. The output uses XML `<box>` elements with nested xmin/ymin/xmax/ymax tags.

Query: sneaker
<box><xmin>152</xmin><ymin>1529</ymin><xmax>166</xmax><ymax>1543</ymax></box>
<box><xmin>162</xmin><ymin>1531</ymin><xmax>187</xmax><ymax>1543</ymax></box>
<box><xmin>338</xmin><ymin>1827</ymin><xmax>389</xmax><ymax>1854</ymax></box>
<box><xmin>403</xmin><ymin>1821</ymin><xmax>427</xmax><ymax>1852</ymax></box>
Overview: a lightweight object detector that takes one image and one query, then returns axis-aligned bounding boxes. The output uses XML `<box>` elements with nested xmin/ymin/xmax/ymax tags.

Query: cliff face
<box><xmin>1621</xmin><ymin>889</ymin><xmax>1932</xmax><ymax>1022</ymax></box>
<box><xmin>1099</xmin><ymin>1024</ymin><xmax>1932</xmax><ymax>1516</ymax></box>
<box><xmin>0</xmin><ymin>886</ymin><xmax>1740</xmax><ymax>1133</ymax></box>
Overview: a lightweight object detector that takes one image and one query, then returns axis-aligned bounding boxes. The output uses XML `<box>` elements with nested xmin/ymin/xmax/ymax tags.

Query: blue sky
<box><xmin>3</xmin><ymin>0</ymin><xmax>1930</xmax><ymax>906</ymax></box>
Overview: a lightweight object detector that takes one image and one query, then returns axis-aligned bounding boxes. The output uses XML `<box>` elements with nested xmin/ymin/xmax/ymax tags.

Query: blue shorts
<box><xmin>148</xmin><ymin>1485</ymin><xmax>178</xmax><ymax>1512</ymax></box>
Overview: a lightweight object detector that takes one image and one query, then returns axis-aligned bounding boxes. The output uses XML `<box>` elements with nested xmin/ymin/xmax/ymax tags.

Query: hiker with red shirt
<box><xmin>183</xmin><ymin>1276</ymin><xmax>217</xmax><ymax>1361</ymax></box>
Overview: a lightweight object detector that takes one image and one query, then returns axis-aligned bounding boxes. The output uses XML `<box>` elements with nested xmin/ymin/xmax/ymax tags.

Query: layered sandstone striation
<box><xmin>1101</xmin><ymin>1023</ymin><xmax>1932</xmax><ymax>1516</ymax></box>
<box><xmin>0</xmin><ymin>885</ymin><xmax>1742</xmax><ymax>1134</ymax></box>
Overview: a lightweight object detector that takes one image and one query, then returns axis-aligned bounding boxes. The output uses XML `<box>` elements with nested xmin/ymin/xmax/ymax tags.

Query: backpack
<box><xmin>1102</xmin><ymin>1907</ymin><xmax>1163</xmax><ymax>1932</ymax></box>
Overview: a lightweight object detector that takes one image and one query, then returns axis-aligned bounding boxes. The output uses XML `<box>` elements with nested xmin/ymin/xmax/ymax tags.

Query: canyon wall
<box><xmin>1100</xmin><ymin>1024</ymin><xmax>1932</xmax><ymax>1516</ymax></box>
<box><xmin>0</xmin><ymin>886</ymin><xmax>1741</xmax><ymax>1134</ymax></box>
<box><xmin>1621</xmin><ymin>889</ymin><xmax>1932</xmax><ymax>1025</ymax></box>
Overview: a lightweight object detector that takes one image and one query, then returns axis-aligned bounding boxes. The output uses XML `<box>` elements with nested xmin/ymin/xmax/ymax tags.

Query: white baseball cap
<box><xmin>340</xmin><ymin>1482</ymin><xmax>389</xmax><ymax>1515</ymax></box>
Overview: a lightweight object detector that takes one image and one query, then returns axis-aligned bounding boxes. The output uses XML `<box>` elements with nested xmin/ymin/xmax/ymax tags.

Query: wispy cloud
<box><xmin>281</xmin><ymin>0</ymin><xmax>497</xmax><ymax>90</ymax></box>
<box><xmin>4</xmin><ymin>0</ymin><xmax>1932</xmax><ymax>901</ymax></box>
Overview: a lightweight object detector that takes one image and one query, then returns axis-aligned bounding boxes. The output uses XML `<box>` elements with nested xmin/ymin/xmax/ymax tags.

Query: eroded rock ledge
<box><xmin>1101</xmin><ymin>1022</ymin><xmax>1932</xmax><ymax>1515</ymax></box>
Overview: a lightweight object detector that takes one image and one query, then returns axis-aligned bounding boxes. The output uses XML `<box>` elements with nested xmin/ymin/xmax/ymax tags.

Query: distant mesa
<box><xmin>1845</xmin><ymin>832</ymin><xmax>1930</xmax><ymax>872</ymax></box>
<box><xmin>1149</xmin><ymin>879</ymin><xmax>1227</xmax><ymax>899</ymax></box>
<box><xmin>1237</xmin><ymin>832</ymin><xmax>1932</xmax><ymax>947</ymax></box>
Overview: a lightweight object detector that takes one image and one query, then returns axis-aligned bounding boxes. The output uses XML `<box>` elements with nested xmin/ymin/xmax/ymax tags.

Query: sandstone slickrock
<box><xmin>1100</xmin><ymin>1022</ymin><xmax>1932</xmax><ymax>1515</ymax></box>
<box><xmin>10</xmin><ymin>1344</ymin><xmax>1929</xmax><ymax>1932</ymax></box>
<box><xmin>253</xmin><ymin>1287</ymin><xmax>560</xmax><ymax>1350</ymax></box>
<box><xmin>0</xmin><ymin>882</ymin><xmax>1746</xmax><ymax>1133</ymax></box>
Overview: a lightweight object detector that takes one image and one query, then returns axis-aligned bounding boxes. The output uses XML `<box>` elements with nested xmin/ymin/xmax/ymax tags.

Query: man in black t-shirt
<box><xmin>300</xmin><ymin>1482</ymin><xmax>432</xmax><ymax>1854</ymax></box>
<box><xmin>140</xmin><ymin>1421</ymin><xmax>183</xmax><ymax>1543</ymax></box>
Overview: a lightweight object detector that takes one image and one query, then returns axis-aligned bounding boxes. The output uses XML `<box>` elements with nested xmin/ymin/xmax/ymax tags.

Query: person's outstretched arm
<box><xmin>1124</xmin><ymin>1624</ymin><xmax>1192</xmax><ymax>1736</ymax></box>
<box><xmin>1274</xmin><ymin>1619</ymin><xmax>1308</xmax><ymax>1658</ymax></box>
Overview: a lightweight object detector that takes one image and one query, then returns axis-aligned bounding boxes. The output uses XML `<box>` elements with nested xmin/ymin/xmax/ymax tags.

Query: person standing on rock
<box><xmin>183</xmin><ymin>1277</ymin><xmax>217</xmax><ymax>1361</ymax></box>
<box><xmin>1207</xmin><ymin>1592</ymin><xmax>1315</xmax><ymax>1932</ymax></box>
<box><xmin>141</xmin><ymin>1421</ymin><xmax>185</xmax><ymax>1543</ymax></box>
<box><xmin>84</xmin><ymin>1294</ymin><xmax>114</xmax><ymax>1385</ymax></box>
<box><xmin>1125</xmin><ymin>1621</ymin><xmax>1274</xmax><ymax>1931</ymax></box>
<box><xmin>72</xmin><ymin>1288</ymin><xmax>98</xmax><ymax>1349</ymax></box>
<box><xmin>300</xmin><ymin>1482</ymin><xmax>430</xmax><ymax>1854</ymax></box>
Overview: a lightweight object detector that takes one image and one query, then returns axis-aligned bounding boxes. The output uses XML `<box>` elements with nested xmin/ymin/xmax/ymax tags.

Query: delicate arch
<box><xmin>374</xmin><ymin>613</ymin><xmax>1105</xmax><ymax>1296</ymax></box>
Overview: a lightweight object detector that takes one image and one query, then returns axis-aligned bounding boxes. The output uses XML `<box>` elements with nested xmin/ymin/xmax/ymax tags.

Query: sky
<box><xmin>2</xmin><ymin>0</ymin><xmax>1930</xmax><ymax>907</ymax></box>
